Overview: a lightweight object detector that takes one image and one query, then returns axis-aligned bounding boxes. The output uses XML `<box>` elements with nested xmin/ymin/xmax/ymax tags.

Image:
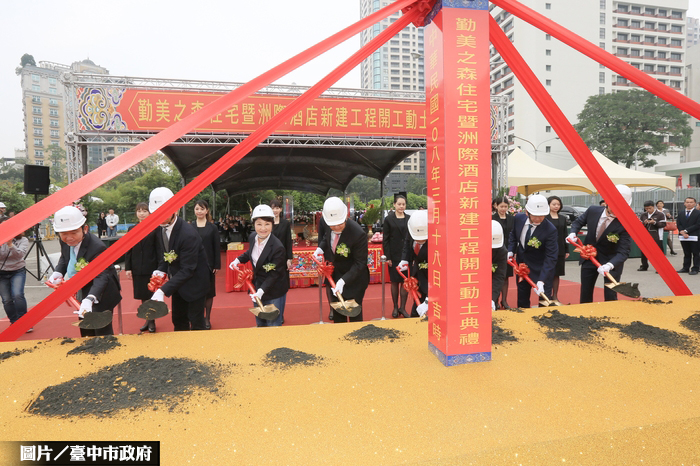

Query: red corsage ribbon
<box><xmin>575</xmin><ymin>244</ymin><xmax>598</xmax><ymax>260</ymax></box>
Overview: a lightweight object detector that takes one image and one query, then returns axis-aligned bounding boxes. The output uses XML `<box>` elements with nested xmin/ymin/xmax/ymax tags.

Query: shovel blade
<box><xmin>331</xmin><ymin>300</ymin><xmax>362</xmax><ymax>318</ymax></box>
<box><xmin>605</xmin><ymin>282</ymin><xmax>640</xmax><ymax>298</ymax></box>
<box><xmin>539</xmin><ymin>299</ymin><xmax>562</xmax><ymax>307</ymax></box>
<box><xmin>78</xmin><ymin>311</ymin><xmax>113</xmax><ymax>330</ymax></box>
<box><xmin>250</xmin><ymin>304</ymin><xmax>280</xmax><ymax>321</ymax></box>
<box><xmin>137</xmin><ymin>300</ymin><xmax>169</xmax><ymax>320</ymax></box>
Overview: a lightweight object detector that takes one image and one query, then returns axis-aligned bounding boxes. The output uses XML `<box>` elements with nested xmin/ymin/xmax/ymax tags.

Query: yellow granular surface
<box><xmin>3</xmin><ymin>296</ymin><xmax>700</xmax><ymax>465</ymax></box>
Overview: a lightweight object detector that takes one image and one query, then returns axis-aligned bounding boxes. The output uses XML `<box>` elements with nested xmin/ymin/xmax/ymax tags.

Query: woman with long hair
<box><xmin>546</xmin><ymin>195</ymin><xmax>569</xmax><ymax>302</ymax></box>
<box><xmin>270</xmin><ymin>199</ymin><xmax>293</xmax><ymax>324</ymax></box>
<box><xmin>491</xmin><ymin>197</ymin><xmax>514</xmax><ymax>309</ymax></box>
<box><xmin>125</xmin><ymin>202</ymin><xmax>159</xmax><ymax>333</ymax></box>
<box><xmin>383</xmin><ymin>194</ymin><xmax>410</xmax><ymax>318</ymax></box>
<box><xmin>194</xmin><ymin>200</ymin><xmax>221</xmax><ymax>330</ymax></box>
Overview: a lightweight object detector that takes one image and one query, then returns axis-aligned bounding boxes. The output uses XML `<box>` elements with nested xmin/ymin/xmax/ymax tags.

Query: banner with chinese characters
<box><xmin>425</xmin><ymin>3</ymin><xmax>492</xmax><ymax>366</ymax></box>
<box><xmin>76</xmin><ymin>88</ymin><xmax>427</xmax><ymax>139</ymax></box>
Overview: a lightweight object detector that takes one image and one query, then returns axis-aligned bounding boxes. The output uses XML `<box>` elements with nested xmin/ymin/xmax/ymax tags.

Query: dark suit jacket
<box><xmin>56</xmin><ymin>233</ymin><xmax>121</xmax><ymax>311</ymax></box>
<box><xmin>508</xmin><ymin>213</ymin><xmax>558</xmax><ymax>285</ymax></box>
<box><xmin>272</xmin><ymin>219</ymin><xmax>294</xmax><ymax>261</ymax></box>
<box><xmin>677</xmin><ymin>208</ymin><xmax>700</xmax><ymax>236</ymax></box>
<box><xmin>318</xmin><ymin>219</ymin><xmax>370</xmax><ymax>301</ymax></box>
<box><xmin>238</xmin><ymin>233</ymin><xmax>289</xmax><ymax>300</ymax></box>
<box><xmin>401</xmin><ymin>236</ymin><xmax>428</xmax><ymax>296</ymax></box>
<box><xmin>124</xmin><ymin>225</ymin><xmax>159</xmax><ymax>276</ymax></box>
<box><xmin>639</xmin><ymin>210</ymin><xmax>666</xmax><ymax>239</ymax></box>
<box><xmin>156</xmin><ymin>216</ymin><xmax>211</xmax><ymax>302</ymax></box>
<box><xmin>570</xmin><ymin>205</ymin><xmax>631</xmax><ymax>269</ymax></box>
<box><xmin>195</xmin><ymin>221</ymin><xmax>221</xmax><ymax>270</ymax></box>
<box><xmin>382</xmin><ymin>211</ymin><xmax>410</xmax><ymax>263</ymax></box>
<box><xmin>491</xmin><ymin>246</ymin><xmax>507</xmax><ymax>303</ymax></box>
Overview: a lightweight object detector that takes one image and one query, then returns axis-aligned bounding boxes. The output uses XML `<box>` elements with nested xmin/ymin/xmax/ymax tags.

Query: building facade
<box><xmin>688</xmin><ymin>16</ymin><xmax>700</xmax><ymax>47</ymax></box>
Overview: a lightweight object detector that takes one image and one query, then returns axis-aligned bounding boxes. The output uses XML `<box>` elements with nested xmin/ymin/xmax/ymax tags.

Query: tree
<box><xmin>405</xmin><ymin>175</ymin><xmax>427</xmax><ymax>195</ymax></box>
<box><xmin>45</xmin><ymin>144</ymin><xmax>66</xmax><ymax>184</ymax></box>
<box><xmin>20</xmin><ymin>54</ymin><xmax>36</xmax><ymax>68</ymax></box>
<box><xmin>575</xmin><ymin>89</ymin><xmax>692</xmax><ymax>168</ymax></box>
<box><xmin>345</xmin><ymin>175</ymin><xmax>380</xmax><ymax>202</ymax></box>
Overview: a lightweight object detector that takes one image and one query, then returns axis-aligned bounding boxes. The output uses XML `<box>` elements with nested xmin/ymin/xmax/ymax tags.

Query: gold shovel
<box><xmin>46</xmin><ymin>281</ymin><xmax>113</xmax><ymax>329</ymax></box>
<box><xmin>243</xmin><ymin>277</ymin><xmax>280</xmax><ymax>321</ymax></box>
<box><xmin>507</xmin><ymin>257</ymin><xmax>562</xmax><ymax>307</ymax></box>
<box><xmin>567</xmin><ymin>238</ymin><xmax>640</xmax><ymax>299</ymax></box>
<box><xmin>311</xmin><ymin>255</ymin><xmax>361</xmax><ymax>318</ymax></box>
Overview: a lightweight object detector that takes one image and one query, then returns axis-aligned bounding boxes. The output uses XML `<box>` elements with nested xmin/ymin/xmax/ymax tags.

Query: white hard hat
<box><xmin>251</xmin><ymin>204</ymin><xmax>274</xmax><ymax>220</ymax></box>
<box><xmin>149</xmin><ymin>187</ymin><xmax>174</xmax><ymax>213</ymax></box>
<box><xmin>322</xmin><ymin>197</ymin><xmax>347</xmax><ymax>226</ymax></box>
<box><xmin>525</xmin><ymin>194</ymin><xmax>550</xmax><ymax>216</ymax></box>
<box><xmin>492</xmin><ymin>220</ymin><xmax>504</xmax><ymax>249</ymax></box>
<box><xmin>0</xmin><ymin>202</ymin><xmax>6</xmax><ymax>208</ymax></box>
<box><xmin>616</xmin><ymin>184</ymin><xmax>632</xmax><ymax>206</ymax></box>
<box><xmin>407</xmin><ymin>210</ymin><xmax>428</xmax><ymax>241</ymax></box>
<box><xmin>53</xmin><ymin>206</ymin><xmax>86</xmax><ymax>232</ymax></box>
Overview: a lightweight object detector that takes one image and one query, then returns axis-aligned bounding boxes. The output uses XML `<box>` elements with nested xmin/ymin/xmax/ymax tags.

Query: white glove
<box><xmin>416</xmin><ymin>298</ymin><xmax>429</xmax><ymax>317</ymax></box>
<box><xmin>48</xmin><ymin>271</ymin><xmax>63</xmax><ymax>285</ymax></box>
<box><xmin>566</xmin><ymin>233</ymin><xmax>578</xmax><ymax>243</ymax></box>
<box><xmin>151</xmin><ymin>289</ymin><xmax>165</xmax><ymax>302</ymax></box>
<box><xmin>151</xmin><ymin>270</ymin><xmax>166</xmax><ymax>278</ymax></box>
<box><xmin>507</xmin><ymin>252</ymin><xmax>514</xmax><ymax>261</ymax></box>
<box><xmin>491</xmin><ymin>300</ymin><xmax>496</xmax><ymax>311</ymax></box>
<box><xmin>397</xmin><ymin>260</ymin><xmax>408</xmax><ymax>272</ymax></box>
<box><xmin>313</xmin><ymin>247</ymin><xmax>324</xmax><ymax>260</ymax></box>
<box><xmin>229</xmin><ymin>258</ymin><xmax>240</xmax><ymax>271</ymax></box>
<box><xmin>250</xmin><ymin>288</ymin><xmax>264</xmax><ymax>303</ymax></box>
<box><xmin>597</xmin><ymin>262</ymin><xmax>614</xmax><ymax>276</ymax></box>
<box><xmin>75</xmin><ymin>298</ymin><xmax>93</xmax><ymax>318</ymax></box>
<box><xmin>535</xmin><ymin>281</ymin><xmax>545</xmax><ymax>295</ymax></box>
<box><xmin>332</xmin><ymin>278</ymin><xmax>345</xmax><ymax>296</ymax></box>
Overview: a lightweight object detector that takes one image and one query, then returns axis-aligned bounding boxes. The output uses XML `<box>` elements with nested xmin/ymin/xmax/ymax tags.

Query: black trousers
<box><xmin>681</xmin><ymin>239</ymin><xmax>700</xmax><ymax>271</ymax></box>
<box><xmin>516</xmin><ymin>277</ymin><xmax>553</xmax><ymax>308</ymax></box>
<box><xmin>640</xmin><ymin>236</ymin><xmax>663</xmax><ymax>268</ymax></box>
<box><xmin>580</xmin><ymin>261</ymin><xmax>623</xmax><ymax>303</ymax></box>
<box><xmin>171</xmin><ymin>292</ymin><xmax>206</xmax><ymax>331</ymax></box>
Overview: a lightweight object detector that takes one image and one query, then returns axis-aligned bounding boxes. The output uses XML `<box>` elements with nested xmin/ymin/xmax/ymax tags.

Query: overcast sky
<box><xmin>1</xmin><ymin>0</ymin><xmax>699</xmax><ymax>159</ymax></box>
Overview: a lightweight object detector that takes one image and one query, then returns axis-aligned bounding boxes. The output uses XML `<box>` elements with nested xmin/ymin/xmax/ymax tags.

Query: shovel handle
<box><xmin>242</xmin><ymin>277</ymin><xmax>267</xmax><ymax>309</ymax></box>
<box><xmin>506</xmin><ymin>257</ymin><xmax>553</xmax><ymax>305</ymax></box>
<box><xmin>46</xmin><ymin>281</ymin><xmax>81</xmax><ymax>310</ymax></box>
<box><xmin>395</xmin><ymin>266</ymin><xmax>421</xmax><ymax>306</ymax></box>
<box><xmin>566</xmin><ymin>237</ymin><xmax>621</xmax><ymax>286</ymax></box>
<box><xmin>310</xmin><ymin>254</ymin><xmax>337</xmax><ymax>288</ymax></box>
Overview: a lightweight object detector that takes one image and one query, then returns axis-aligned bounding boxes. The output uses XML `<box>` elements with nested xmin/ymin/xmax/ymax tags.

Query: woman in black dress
<box><xmin>194</xmin><ymin>200</ymin><xmax>221</xmax><ymax>330</ymax></box>
<box><xmin>270</xmin><ymin>199</ymin><xmax>293</xmax><ymax>324</ymax></box>
<box><xmin>124</xmin><ymin>203</ymin><xmax>159</xmax><ymax>333</ymax></box>
<box><xmin>97</xmin><ymin>212</ymin><xmax>108</xmax><ymax>238</ymax></box>
<box><xmin>492</xmin><ymin>197</ymin><xmax>515</xmax><ymax>309</ymax></box>
<box><xmin>383</xmin><ymin>193</ymin><xmax>410</xmax><ymax>318</ymax></box>
<box><xmin>546</xmin><ymin>195</ymin><xmax>569</xmax><ymax>302</ymax></box>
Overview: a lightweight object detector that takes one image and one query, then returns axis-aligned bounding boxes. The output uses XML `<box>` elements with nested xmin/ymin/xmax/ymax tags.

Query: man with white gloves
<box><xmin>507</xmin><ymin>194</ymin><xmax>559</xmax><ymax>308</ymax></box>
<box><xmin>569</xmin><ymin>185</ymin><xmax>633</xmax><ymax>303</ymax></box>
<box><xmin>51</xmin><ymin>206</ymin><xmax>121</xmax><ymax>336</ymax></box>
<box><xmin>316</xmin><ymin>197</ymin><xmax>369</xmax><ymax>323</ymax></box>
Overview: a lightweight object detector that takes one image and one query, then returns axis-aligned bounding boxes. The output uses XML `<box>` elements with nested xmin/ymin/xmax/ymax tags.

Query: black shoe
<box><xmin>392</xmin><ymin>308</ymin><xmax>399</xmax><ymax>318</ymax></box>
<box><xmin>671</xmin><ymin>251</ymin><xmax>678</xmax><ymax>255</ymax></box>
<box><xmin>690</xmin><ymin>270</ymin><xmax>698</xmax><ymax>276</ymax></box>
<box><xmin>147</xmin><ymin>320</ymin><xmax>156</xmax><ymax>333</ymax></box>
<box><xmin>677</xmin><ymin>269</ymin><xmax>690</xmax><ymax>273</ymax></box>
<box><xmin>399</xmin><ymin>308</ymin><xmax>410</xmax><ymax>318</ymax></box>
<box><xmin>204</xmin><ymin>317</ymin><xmax>211</xmax><ymax>330</ymax></box>
<box><xmin>140</xmin><ymin>322</ymin><xmax>150</xmax><ymax>332</ymax></box>
<box><xmin>328</xmin><ymin>311</ymin><xmax>334</xmax><ymax>321</ymax></box>
<box><xmin>637</xmin><ymin>266</ymin><xmax>648</xmax><ymax>271</ymax></box>
<box><xmin>500</xmin><ymin>301</ymin><xmax>510</xmax><ymax>310</ymax></box>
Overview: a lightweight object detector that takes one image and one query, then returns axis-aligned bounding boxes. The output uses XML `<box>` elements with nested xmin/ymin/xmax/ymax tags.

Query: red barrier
<box><xmin>491</xmin><ymin>0</ymin><xmax>700</xmax><ymax>120</ymax></box>
<box><xmin>489</xmin><ymin>17</ymin><xmax>691</xmax><ymax>297</ymax></box>
<box><xmin>0</xmin><ymin>0</ymin><xmax>418</xmax><ymax>247</ymax></box>
<box><xmin>0</xmin><ymin>4</ymin><xmax>422</xmax><ymax>341</ymax></box>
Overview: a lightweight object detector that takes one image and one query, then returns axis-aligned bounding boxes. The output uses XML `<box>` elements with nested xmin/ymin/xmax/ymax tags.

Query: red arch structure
<box><xmin>0</xmin><ymin>0</ymin><xmax>697</xmax><ymax>351</ymax></box>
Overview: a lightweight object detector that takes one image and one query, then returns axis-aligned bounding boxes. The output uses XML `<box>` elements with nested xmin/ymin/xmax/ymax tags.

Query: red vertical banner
<box><xmin>425</xmin><ymin>2</ymin><xmax>492</xmax><ymax>366</ymax></box>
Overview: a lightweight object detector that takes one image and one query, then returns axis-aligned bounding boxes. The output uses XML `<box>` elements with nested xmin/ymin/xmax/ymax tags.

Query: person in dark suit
<box><xmin>508</xmin><ymin>194</ymin><xmax>559</xmax><ymax>308</ymax></box>
<box><xmin>270</xmin><ymin>199</ymin><xmax>293</xmax><ymax>324</ymax></box>
<box><xmin>313</xmin><ymin>197</ymin><xmax>370</xmax><ymax>323</ymax></box>
<box><xmin>492</xmin><ymin>197</ymin><xmax>515</xmax><ymax>309</ymax></box>
<box><xmin>675</xmin><ymin>197</ymin><xmax>700</xmax><ymax>275</ymax></box>
<box><xmin>398</xmin><ymin>210</ymin><xmax>428</xmax><ymax>317</ymax></box>
<box><xmin>638</xmin><ymin>200</ymin><xmax>666</xmax><ymax>271</ymax></box>
<box><xmin>125</xmin><ymin>202</ymin><xmax>159</xmax><ymax>333</ymax></box>
<box><xmin>148</xmin><ymin>187</ymin><xmax>211</xmax><ymax>331</ymax></box>
<box><xmin>193</xmin><ymin>199</ymin><xmax>221</xmax><ymax>329</ymax></box>
<box><xmin>491</xmin><ymin>220</ymin><xmax>508</xmax><ymax>312</ymax></box>
<box><xmin>96</xmin><ymin>213</ymin><xmax>108</xmax><ymax>238</ymax></box>
<box><xmin>383</xmin><ymin>193</ymin><xmax>410</xmax><ymax>318</ymax></box>
<box><xmin>546</xmin><ymin>196</ymin><xmax>570</xmax><ymax>302</ymax></box>
<box><xmin>48</xmin><ymin>206</ymin><xmax>121</xmax><ymax>337</ymax></box>
<box><xmin>316</xmin><ymin>215</ymin><xmax>336</xmax><ymax>320</ymax></box>
<box><xmin>229</xmin><ymin>205</ymin><xmax>289</xmax><ymax>327</ymax></box>
<box><xmin>567</xmin><ymin>184</ymin><xmax>633</xmax><ymax>303</ymax></box>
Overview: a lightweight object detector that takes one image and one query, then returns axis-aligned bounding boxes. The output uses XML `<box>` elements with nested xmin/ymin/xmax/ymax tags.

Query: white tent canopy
<box><xmin>507</xmin><ymin>148</ymin><xmax>596</xmax><ymax>195</ymax></box>
<box><xmin>566</xmin><ymin>150</ymin><xmax>677</xmax><ymax>192</ymax></box>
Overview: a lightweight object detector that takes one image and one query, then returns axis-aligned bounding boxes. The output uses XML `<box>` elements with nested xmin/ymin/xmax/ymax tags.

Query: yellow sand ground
<box><xmin>2</xmin><ymin>296</ymin><xmax>700</xmax><ymax>465</ymax></box>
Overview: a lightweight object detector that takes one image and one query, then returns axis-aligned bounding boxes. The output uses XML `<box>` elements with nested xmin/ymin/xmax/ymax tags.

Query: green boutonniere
<box><xmin>75</xmin><ymin>258</ymin><xmax>89</xmax><ymax>272</ymax></box>
<box><xmin>607</xmin><ymin>233</ymin><xmax>620</xmax><ymax>243</ymax></box>
<box><xmin>262</xmin><ymin>263</ymin><xmax>276</xmax><ymax>272</ymax></box>
<box><xmin>527</xmin><ymin>237</ymin><xmax>542</xmax><ymax>249</ymax></box>
<box><xmin>336</xmin><ymin>243</ymin><xmax>349</xmax><ymax>258</ymax></box>
<box><xmin>492</xmin><ymin>263</ymin><xmax>497</xmax><ymax>273</ymax></box>
<box><xmin>418</xmin><ymin>262</ymin><xmax>428</xmax><ymax>269</ymax></box>
<box><xmin>164</xmin><ymin>250</ymin><xmax>178</xmax><ymax>263</ymax></box>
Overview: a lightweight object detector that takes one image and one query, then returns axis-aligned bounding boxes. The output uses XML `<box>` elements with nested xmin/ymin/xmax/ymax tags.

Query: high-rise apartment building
<box><xmin>688</xmin><ymin>17</ymin><xmax>700</xmax><ymax>47</ymax></box>
<box><xmin>360</xmin><ymin>0</ymin><xmax>425</xmax><ymax>194</ymax></box>
<box><xmin>490</xmin><ymin>0</ymin><xmax>689</xmax><ymax>170</ymax></box>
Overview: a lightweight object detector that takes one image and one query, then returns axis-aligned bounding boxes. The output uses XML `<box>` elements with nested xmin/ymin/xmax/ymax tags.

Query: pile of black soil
<box><xmin>60</xmin><ymin>338</ymin><xmax>76</xmax><ymax>345</ymax></box>
<box><xmin>641</xmin><ymin>298</ymin><xmax>672</xmax><ymax>305</ymax></box>
<box><xmin>680</xmin><ymin>313</ymin><xmax>700</xmax><ymax>334</ymax></box>
<box><xmin>27</xmin><ymin>356</ymin><xmax>226</xmax><ymax>418</ymax></box>
<box><xmin>492</xmin><ymin>319</ymin><xmax>518</xmax><ymax>345</ymax></box>
<box><xmin>0</xmin><ymin>348</ymin><xmax>30</xmax><ymax>362</ymax></box>
<box><xmin>344</xmin><ymin>324</ymin><xmax>406</xmax><ymax>343</ymax></box>
<box><xmin>263</xmin><ymin>347</ymin><xmax>324</xmax><ymax>369</ymax></box>
<box><xmin>67</xmin><ymin>335</ymin><xmax>121</xmax><ymax>356</ymax></box>
<box><xmin>532</xmin><ymin>310</ymin><xmax>621</xmax><ymax>342</ymax></box>
<box><xmin>503</xmin><ymin>307</ymin><xmax>525</xmax><ymax>313</ymax></box>
<box><xmin>618</xmin><ymin>321</ymin><xmax>697</xmax><ymax>356</ymax></box>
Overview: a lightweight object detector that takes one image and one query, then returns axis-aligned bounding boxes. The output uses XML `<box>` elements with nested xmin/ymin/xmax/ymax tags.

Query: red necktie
<box><xmin>414</xmin><ymin>242</ymin><xmax>421</xmax><ymax>256</ymax></box>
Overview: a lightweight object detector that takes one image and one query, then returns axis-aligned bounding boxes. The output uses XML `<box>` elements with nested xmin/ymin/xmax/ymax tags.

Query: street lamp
<box><xmin>632</xmin><ymin>145</ymin><xmax>652</xmax><ymax>171</ymax></box>
<box><xmin>512</xmin><ymin>135</ymin><xmax>560</xmax><ymax>161</ymax></box>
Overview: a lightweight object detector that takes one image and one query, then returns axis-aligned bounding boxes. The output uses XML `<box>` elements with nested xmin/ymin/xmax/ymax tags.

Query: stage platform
<box><xmin>1</xmin><ymin>295</ymin><xmax>700</xmax><ymax>464</ymax></box>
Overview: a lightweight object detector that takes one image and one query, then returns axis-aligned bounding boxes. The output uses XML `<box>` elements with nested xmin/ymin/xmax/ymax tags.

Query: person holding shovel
<box><xmin>508</xmin><ymin>194</ymin><xmax>558</xmax><ymax>308</ymax></box>
<box><xmin>229</xmin><ymin>205</ymin><xmax>288</xmax><ymax>327</ymax></box>
<box><xmin>567</xmin><ymin>184</ymin><xmax>632</xmax><ymax>303</ymax></box>
<box><xmin>397</xmin><ymin>210</ymin><xmax>429</xmax><ymax>318</ymax></box>
<box><xmin>313</xmin><ymin>197</ymin><xmax>369</xmax><ymax>323</ymax></box>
